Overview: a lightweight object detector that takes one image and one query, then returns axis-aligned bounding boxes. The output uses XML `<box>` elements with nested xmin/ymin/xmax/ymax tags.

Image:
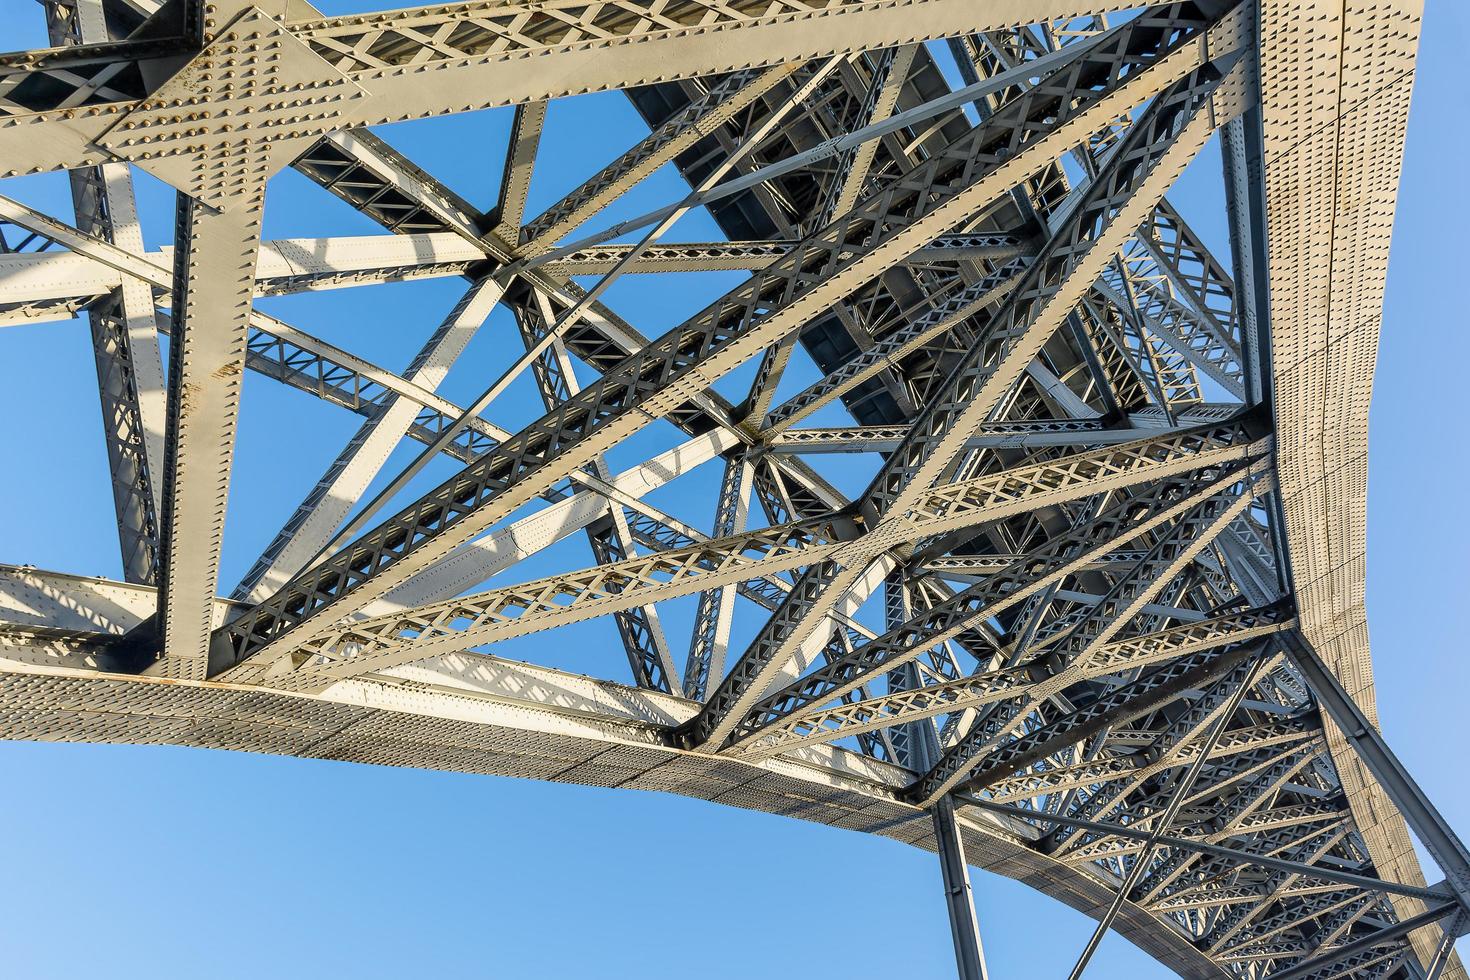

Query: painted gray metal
<box><xmin>0</xmin><ymin>1</ymin><xmax>1460</xmax><ymax>978</ymax></box>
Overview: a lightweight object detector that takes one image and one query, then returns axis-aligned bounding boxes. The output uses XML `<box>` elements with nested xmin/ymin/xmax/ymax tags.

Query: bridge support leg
<box><xmin>933</xmin><ymin>794</ymin><xmax>989</xmax><ymax>980</ymax></box>
<box><xmin>1283</xmin><ymin>631</ymin><xmax>1470</xmax><ymax>915</ymax></box>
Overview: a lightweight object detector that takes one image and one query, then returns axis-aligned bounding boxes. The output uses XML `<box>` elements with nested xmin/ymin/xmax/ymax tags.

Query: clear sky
<box><xmin>0</xmin><ymin>3</ymin><xmax>1465</xmax><ymax>977</ymax></box>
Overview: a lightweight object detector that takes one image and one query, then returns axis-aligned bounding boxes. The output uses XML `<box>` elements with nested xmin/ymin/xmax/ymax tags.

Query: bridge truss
<box><xmin>1</xmin><ymin>0</ymin><xmax>1465</xmax><ymax>976</ymax></box>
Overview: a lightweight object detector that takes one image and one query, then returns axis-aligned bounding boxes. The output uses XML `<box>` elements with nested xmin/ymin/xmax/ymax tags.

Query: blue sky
<box><xmin>0</xmin><ymin>3</ymin><xmax>1465</xmax><ymax>977</ymax></box>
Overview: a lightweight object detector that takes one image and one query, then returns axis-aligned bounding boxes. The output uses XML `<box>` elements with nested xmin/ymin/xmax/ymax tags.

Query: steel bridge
<box><xmin>1</xmin><ymin>0</ymin><xmax>1464</xmax><ymax>976</ymax></box>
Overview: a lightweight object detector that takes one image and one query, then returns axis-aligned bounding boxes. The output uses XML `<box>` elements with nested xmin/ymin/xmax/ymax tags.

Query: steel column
<box><xmin>933</xmin><ymin>794</ymin><xmax>990</xmax><ymax>980</ymax></box>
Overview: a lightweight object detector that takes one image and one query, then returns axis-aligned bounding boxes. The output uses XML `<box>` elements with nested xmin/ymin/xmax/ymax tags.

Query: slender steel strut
<box><xmin>934</xmin><ymin>794</ymin><xmax>991</xmax><ymax>980</ymax></box>
<box><xmin>0</xmin><ymin>1</ymin><xmax>1462</xmax><ymax>978</ymax></box>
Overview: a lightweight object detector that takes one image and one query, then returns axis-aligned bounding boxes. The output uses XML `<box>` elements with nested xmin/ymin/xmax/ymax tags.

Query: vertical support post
<box><xmin>1283</xmin><ymin>630</ymin><xmax>1470</xmax><ymax>913</ymax></box>
<box><xmin>897</xmin><ymin>569</ymin><xmax>988</xmax><ymax>979</ymax></box>
<box><xmin>933</xmin><ymin>794</ymin><xmax>989</xmax><ymax>980</ymax></box>
<box><xmin>1220</xmin><ymin>108</ymin><xmax>1271</xmax><ymax>409</ymax></box>
<box><xmin>158</xmin><ymin>190</ymin><xmax>265</xmax><ymax>677</ymax></box>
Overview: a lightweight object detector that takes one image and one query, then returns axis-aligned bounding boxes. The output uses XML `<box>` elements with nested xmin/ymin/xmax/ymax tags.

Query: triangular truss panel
<box><xmin>2</xmin><ymin>1</ymin><xmax>1464</xmax><ymax>977</ymax></box>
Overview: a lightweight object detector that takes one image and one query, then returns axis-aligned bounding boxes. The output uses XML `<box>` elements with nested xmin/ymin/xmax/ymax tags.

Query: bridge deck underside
<box><xmin>0</xmin><ymin>664</ymin><xmax>1227</xmax><ymax>979</ymax></box>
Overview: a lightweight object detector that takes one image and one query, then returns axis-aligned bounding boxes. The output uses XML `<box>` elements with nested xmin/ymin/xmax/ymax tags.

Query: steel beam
<box><xmin>152</xmin><ymin>192</ymin><xmax>264</xmax><ymax>677</ymax></box>
<box><xmin>233</xmin><ymin>278</ymin><xmax>504</xmax><ymax>602</ymax></box>
<box><xmin>220</xmin><ymin>10</ymin><xmax>1229</xmax><ymax>680</ymax></box>
<box><xmin>493</xmin><ymin>101</ymin><xmax>546</xmax><ymax>236</ymax></box>
<box><xmin>0</xmin><ymin>233</ymin><xmax>484</xmax><ymax>304</ymax></box>
<box><xmin>516</xmin><ymin>288</ymin><xmax>679</xmax><ymax>692</ymax></box>
<box><xmin>1067</xmin><ymin>655</ymin><xmax>1264</xmax><ymax>978</ymax></box>
<box><xmin>41</xmin><ymin>0</ymin><xmax>169</xmax><ymax>588</ymax></box>
<box><xmin>933</xmin><ymin>794</ymin><xmax>990</xmax><ymax>980</ymax></box>
<box><xmin>963</xmin><ymin>799</ymin><xmax>1446</xmax><ymax>904</ymax></box>
<box><xmin>727</xmin><ymin>462</ymin><xmax>1256</xmax><ymax>750</ymax></box>
<box><xmin>1284</xmin><ymin>631</ymin><xmax>1470</xmax><ymax>914</ymax></box>
<box><xmin>690</xmin><ymin>17</ymin><xmax>1249</xmax><ymax>749</ymax></box>
<box><xmin>1264</xmin><ymin>904</ymin><xmax>1457</xmax><ymax>980</ymax></box>
<box><xmin>683</xmin><ymin>454</ymin><xmax>754</xmax><ymax>700</ymax></box>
